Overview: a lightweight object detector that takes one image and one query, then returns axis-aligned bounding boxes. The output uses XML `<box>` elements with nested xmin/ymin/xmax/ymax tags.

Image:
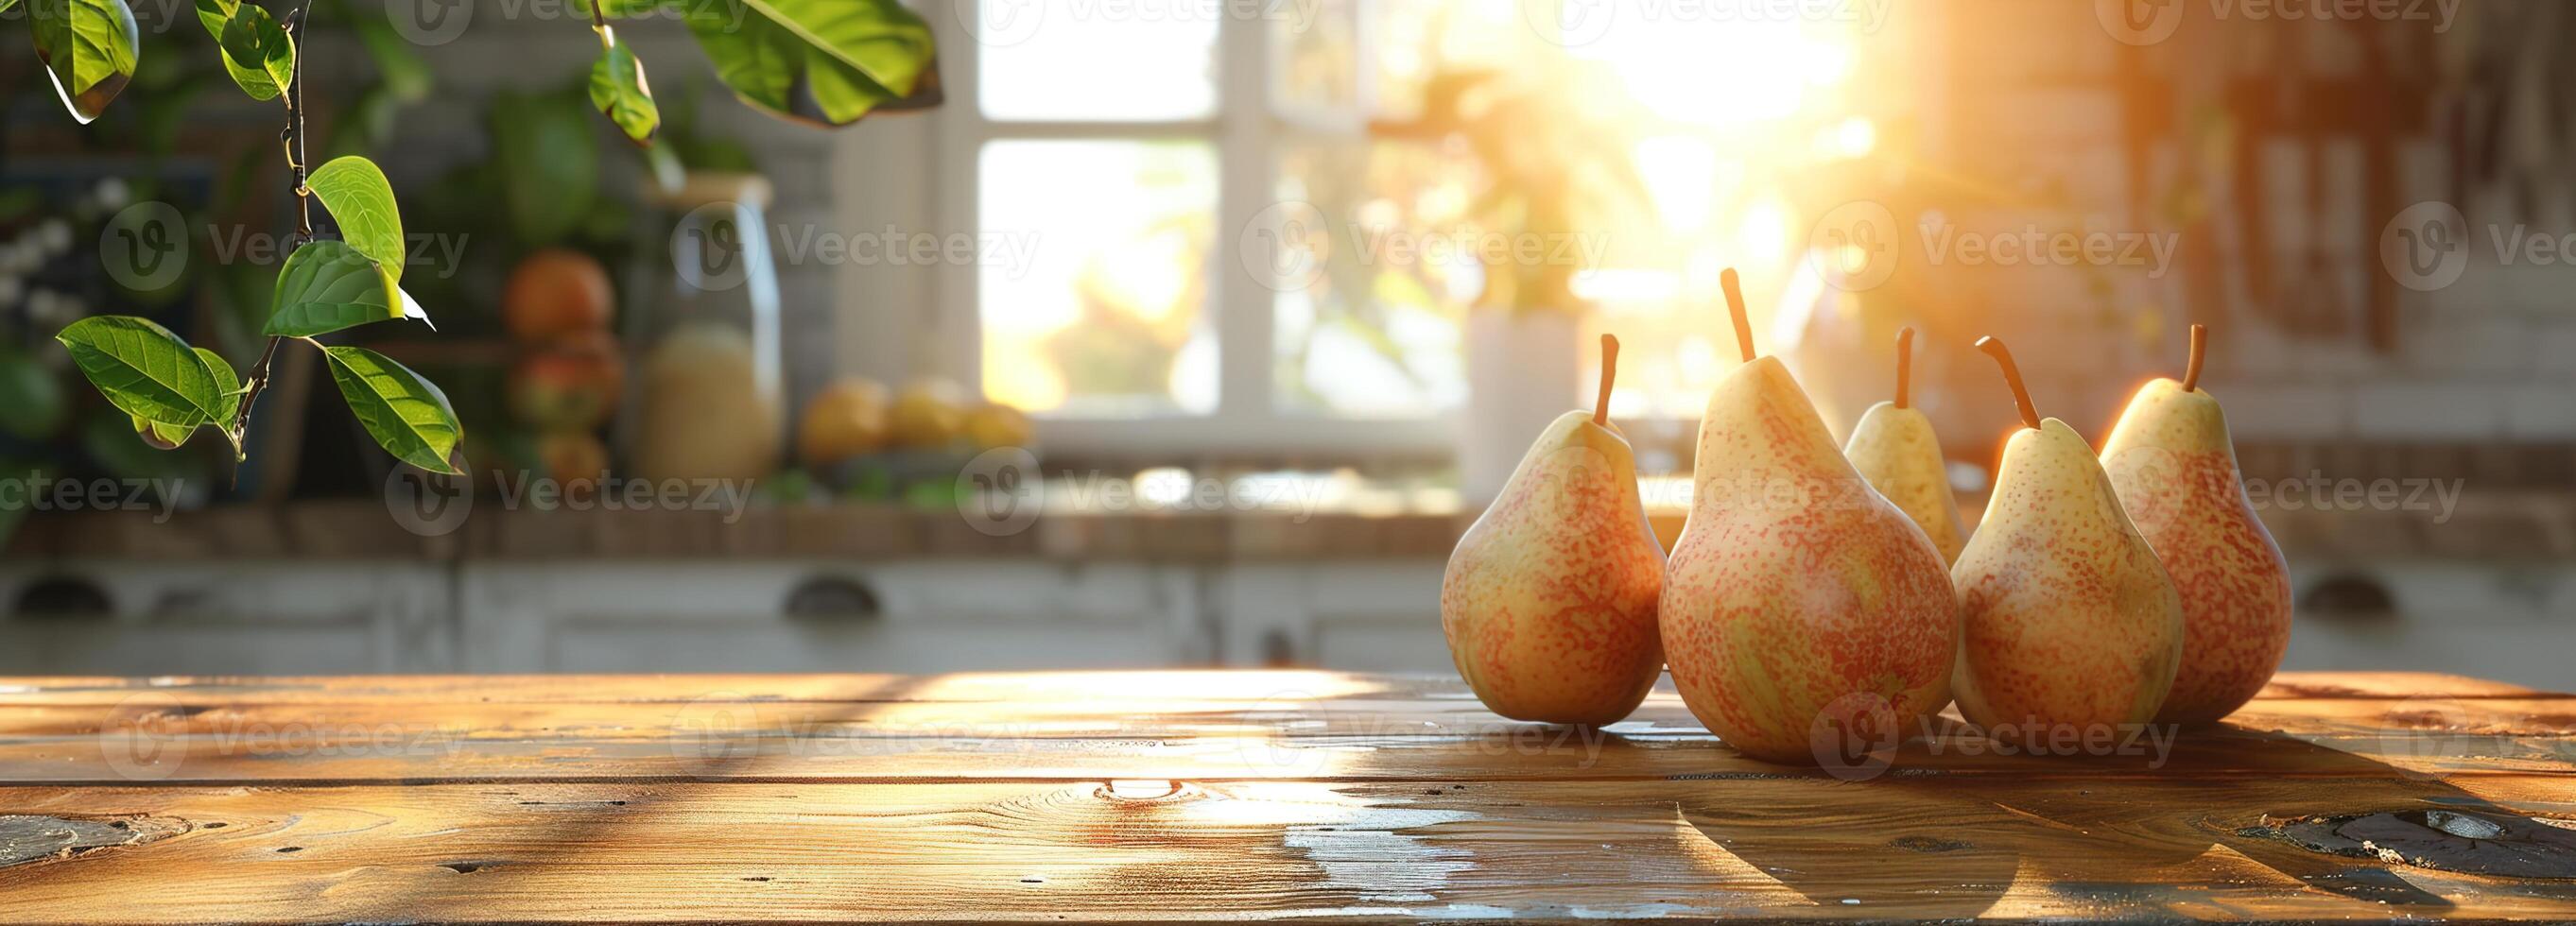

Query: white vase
<box><xmin>1459</xmin><ymin>309</ymin><xmax>1582</xmax><ymax>504</ymax></box>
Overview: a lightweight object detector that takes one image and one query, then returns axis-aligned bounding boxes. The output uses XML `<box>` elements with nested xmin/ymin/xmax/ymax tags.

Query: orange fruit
<box><xmin>508</xmin><ymin>331</ymin><xmax>626</xmax><ymax>431</ymax></box>
<box><xmin>502</xmin><ymin>249</ymin><xmax>614</xmax><ymax>345</ymax></box>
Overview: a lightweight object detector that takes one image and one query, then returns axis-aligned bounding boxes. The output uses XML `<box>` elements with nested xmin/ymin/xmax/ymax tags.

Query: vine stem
<box><xmin>231</xmin><ymin>0</ymin><xmax>316</xmax><ymax>447</ymax></box>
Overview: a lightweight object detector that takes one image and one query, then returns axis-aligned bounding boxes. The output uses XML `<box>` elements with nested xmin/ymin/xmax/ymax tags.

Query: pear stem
<box><xmin>1893</xmin><ymin>326</ymin><xmax>1915</xmax><ymax>410</ymax></box>
<box><xmin>1594</xmin><ymin>334</ymin><xmax>1618</xmax><ymax>427</ymax></box>
<box><xmin>1976</xmin><ymin>335</ymin><xmax>2041</xmax><ymax>431</ymax></box>
<box><xmin>1720</xmin><ymin>267</ymin><xmax>1755</xmax><ymax>363</ymax></box>
<box><xmin>2182</xmin><ymin>323</ymin><xmax>2207</xmax><ymax>392</ymax></box>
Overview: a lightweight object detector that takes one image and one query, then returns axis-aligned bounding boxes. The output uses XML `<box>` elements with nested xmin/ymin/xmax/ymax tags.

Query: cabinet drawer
<box><xmin>0</xmin><ymin>562</ymin><xmax>451</xmax><ymax>674</ymax></box>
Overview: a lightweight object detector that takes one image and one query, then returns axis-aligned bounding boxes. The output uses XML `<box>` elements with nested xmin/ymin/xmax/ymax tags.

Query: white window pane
<box><xmin>980</xmin><ymin>140</ymin><xmax>1219</xmax><ymax>416</ymax></box>
<box><xmin>1272</xmin><ymin>0</ymin><xmax>1355</xmax><ymax>111</ymax></box>
<box><xmin>1271</xmin><ymin>139</ymin><xmax>1479</xmax><ymax>417</ymax></box>
<box><xmin>1273</xmin><ymin>0</ymin><xmax>1536</xmax><ymax>119</ymax></box>
<box><xmin>977</xmin><ymin>0</ymin><xmax>1217</xmax><ymax>121</ymax></box>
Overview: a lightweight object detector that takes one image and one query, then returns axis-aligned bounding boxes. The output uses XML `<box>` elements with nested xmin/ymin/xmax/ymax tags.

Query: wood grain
<box><xmin>0</xmin><ymin>671</ymin><xmax>2568</xmax><ymax>924</ymax></box>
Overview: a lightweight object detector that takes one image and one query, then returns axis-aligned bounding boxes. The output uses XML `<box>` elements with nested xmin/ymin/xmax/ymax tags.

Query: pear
<box><xmin>1842</xmin><ymin>328</ymin><xmax>1967</xmax><ymax>564</ymax></box>
<box><xmin>1442</xmin><ymin>335</ymin><xmax>1665</xmax><ymax>726</ymax></box>
<box><xmin>1952</xmin><ymin>337</ymin><xmax>2184</xmax><ymax>743</ymax></box>
<box><xmin>1659</xmin><ymin>270</ymin><xmax>1958</xmax><ymax>764</ymax></box>
<box><xmin>2101</xmin><ymin>325</ymin><xmax>2292</xmax><ymax>725</ymax></box>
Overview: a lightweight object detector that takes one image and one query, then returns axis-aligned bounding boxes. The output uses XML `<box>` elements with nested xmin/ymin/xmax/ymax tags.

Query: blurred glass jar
<box><xmin>621</xmin><ymin>173</ymin><xmax>785</xmax><ymax>483</ymax></box>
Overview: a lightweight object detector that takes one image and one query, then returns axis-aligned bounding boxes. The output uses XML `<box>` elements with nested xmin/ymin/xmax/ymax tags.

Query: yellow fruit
<box><xmin>799</xmin><ymin>377</ymin><xmax>892</xmax><ymax>466</ymax></box>
<box><xmin>887</xmin><ymin>378</ymin><xmax>967</xmax><ymax>449</ymax></box>
<box><xmin>960</xmin><ymin>403</ymin><xmax>1032</xmax><ymax>451</ymax></box>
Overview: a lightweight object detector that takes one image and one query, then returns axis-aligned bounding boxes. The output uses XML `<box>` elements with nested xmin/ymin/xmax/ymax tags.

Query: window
<box><xmin>941</xmin><ymin>0</ymin><xmax>1908</xmax><ymax>454</ymax></box>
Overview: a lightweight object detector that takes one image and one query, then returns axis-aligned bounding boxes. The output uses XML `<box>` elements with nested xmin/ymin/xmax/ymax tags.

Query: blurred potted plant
<box><xmin>1373</xmin><ymin>65</ymin><xmax>1650</xmax><ymax>501</ymax></box>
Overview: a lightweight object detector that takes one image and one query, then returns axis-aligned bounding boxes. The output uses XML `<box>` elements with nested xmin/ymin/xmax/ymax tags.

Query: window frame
<box><xmin>926</xmin><ymin>0</ymin><xmax>1456</xmax><ymax>459</ymax></box>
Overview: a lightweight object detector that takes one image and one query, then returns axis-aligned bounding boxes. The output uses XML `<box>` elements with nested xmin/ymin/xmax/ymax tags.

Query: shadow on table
<box><xmin>1686</xmin><ymin>719</ymin><xmax>2576</xmax><ymax>919</ymax></box>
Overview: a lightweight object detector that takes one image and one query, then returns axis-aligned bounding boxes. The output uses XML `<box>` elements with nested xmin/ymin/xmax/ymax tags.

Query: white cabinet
<box><xmin>1215</xmin><ymin>562</ymin><xmax>1450</xmax><ymax>671</ymax></box>
<box><xmin>6</xmin><ymin>557</ymin><xmax>2568</xmax><ymax>689</ymax></box>
<box><xmin>457</xmin><ymin>560</ymin><xmax>1209</xmax><ymax>673</ymax></box>
<box><xmin>0</xmin><ymin>562</ymin><xmax>451</xmax><ymax>674</ymax></box>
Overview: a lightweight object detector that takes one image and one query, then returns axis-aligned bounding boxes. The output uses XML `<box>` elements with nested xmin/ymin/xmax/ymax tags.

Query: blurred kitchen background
<box><xmin>0</xmin><ymin>0</ymin><xmax>2568</xmax><ymax>686</ymax></box>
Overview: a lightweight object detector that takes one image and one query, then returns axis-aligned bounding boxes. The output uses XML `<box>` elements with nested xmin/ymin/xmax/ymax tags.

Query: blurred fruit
<box><xmin>798</xmin><ymin>376</ymin><xmax>891</xmax><ymax>466</ymax></box>
<box><xmin>508</xmin><ymin>331</ymin><xmax>625</xmax><ymax>431</ymax></box>
<box><xmin>960</xmin><ymin>402</ymin><xmax>1032</xmax><ymax>451</ymax></box>
<box><xmin>887</xmin><ymin>378</ymin><xmax>967</xmax><ymax>449</ymax></box>
<box><xmin>537</xmin><ymin>430</ymin><xmax>609</xmax><ymax>489</ymax></box>
<box><xmin>630</xmin><ymin>323</ymin><xmax>780</xmax><ymax>482</ymax></box>
<box><xmin>502</xmin><ymin>248</ymin><xmax>614</xmax><ymax>345</ymax></box>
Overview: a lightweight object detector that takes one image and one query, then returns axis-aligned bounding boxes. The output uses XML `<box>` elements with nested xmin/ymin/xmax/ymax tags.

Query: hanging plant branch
<box><xmin>33</xmin><ymin>0</ymin><xmax>937</xmax><ymax>476</ymax></box>
<box><xmin>229</xmin><ymin>0</ymin><xmax>314</xmax><ymax>446</ymax></box>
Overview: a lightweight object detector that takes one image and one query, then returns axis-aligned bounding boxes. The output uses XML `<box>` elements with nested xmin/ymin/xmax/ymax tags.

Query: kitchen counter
<box><xmin>0</xmin><ymin>670</ymin><xmax>2570</xmax><ymax>922</ymax></box>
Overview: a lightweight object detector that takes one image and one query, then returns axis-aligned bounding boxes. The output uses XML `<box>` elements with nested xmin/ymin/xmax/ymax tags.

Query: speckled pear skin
<box><xmin>1659</xmin><ymin>357</ymin><xmax>1959</xmax><ymax>764</ymax></box>
<box><xmin>1844</xmin><ymin>401</ymin><xmax>1968</xmax><ymax>564</ymax></box>
<box><xmin>2101</xmin><ymin>379</ymin><xmax>2292</xmax><ymax>725</ymax></box>
<box><xmin>1952</xmin><ymin>419</ymin><xmax>2185</xmax><ymax>739</ymax></box>
<box><xmin>1442</xmin><ymin>410</ymin><xmax>1666</xmax><ymax>726</ymax></box>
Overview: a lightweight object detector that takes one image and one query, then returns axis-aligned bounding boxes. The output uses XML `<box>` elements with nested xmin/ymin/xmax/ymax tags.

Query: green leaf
<box><xmin>194</xmin><ymin>347</ymin><xmax>243</xmax><ymax>456</ymax></box>
<box><xmin>306</xmin><ymin>156</ymin><xmax>405</xmax><ymax>275</ymax></box>
<box><xmin>580</xmin><ymin>0</ymin><xmax>676</xmax><ymax>16</ymax></box>
<box><xmin>29</xmin><ymin>0</ymin><xmax>141</xmax><ymax>123</ymax></box>
<box><xmin>490</xmin><ymin>90</ymin><xmax>597</xmax><ymax>246</ymax></box>
<box><xmin>54</xmin><ymin>316</ymin><xmax>224</xmax><ymax>427</ymax></box>
<box><xmin>216</xmin><ymin>1</ymin><xmax>293</xmax><ymax>101</ymax></box>
<box><xmin>304</xmin><ymin>156</ymin><xmax>406</xmax><ymax>311</ymax></box>
<box><xmin>589</xmin><ymin>36</ymin><xmax>660</xmax><ymax>145</ymax></box>
<box><xmin>744</xmin><ymin>0</ymin><xmax>928</xmax><ymax>97</ymax></box>
<box><xmin>805</xmin><ymin>49</ymin><xmax>891</xmax><ymax>125</ymax></box>
<box><xmin>685</xmin><ymin>0</ymin><xmax>933</xmax><ymax>127</ymax></box>
<box><xmin>686</xmin><ymin>3</ymin><xmax>796</xmax><ymax>115</ymax></box>
<box><xmin>322</xmin><ymin>346</ymin><xmax>462</xmax><ymax>474</ymax></box>
<box><xmin>134</xmin><ymin>413</ymin><xmax>190</xmax><ymax>450</ymax></box>
<box><xmin>192</xmin><ymin>0</ymin><xmax>234</xmax><ymax>51</ymax></box>
<box><xmin>265</xmin><ymin>239</ymin><xmax>393</xmax><ymax>336</ymax></box>
<box><xmin>0</xmin><ymin>0</ymin><xmax>22</xmax><ymax>14</ymax></box>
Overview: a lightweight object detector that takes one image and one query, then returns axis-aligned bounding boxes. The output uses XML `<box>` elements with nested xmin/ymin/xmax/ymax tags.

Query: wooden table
<box><xmin>0</xmin><ymin>671</ymin><xmax>2570</xmax><ymax>922</ymax></box>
